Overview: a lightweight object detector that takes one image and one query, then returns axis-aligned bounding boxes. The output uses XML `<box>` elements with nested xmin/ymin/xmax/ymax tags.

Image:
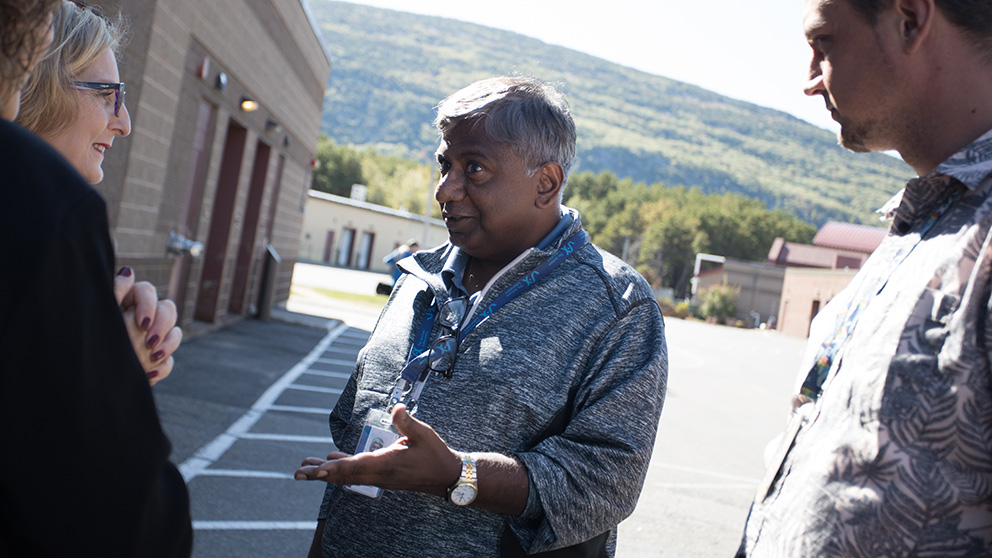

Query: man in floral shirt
<box><xmin>737</xmin><ymin>0</ymin><xmax>992</xmax><ymax>556</ymax></box>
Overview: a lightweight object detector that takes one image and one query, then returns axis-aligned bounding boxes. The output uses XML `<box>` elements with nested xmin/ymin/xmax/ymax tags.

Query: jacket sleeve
<box><xmin>508</xmin><ymin>299</ymin><xmax>668</xmax><ymax>553</ymax></box>
<box><xmin>318</xmin><ymin>369</ymin><xmax>359</xmax><ymax>519</ymax></box>
<box><xmin>0</xmin><ymin>191</ymin><xmax>192</xmax><ymax>557</ymax></box>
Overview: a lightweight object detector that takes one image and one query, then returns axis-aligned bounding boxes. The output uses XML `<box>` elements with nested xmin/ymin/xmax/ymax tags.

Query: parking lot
<box><xmin>155</xmin><ymin>263</ymin><xmax>807</xmax><ymax>557</ymax></box>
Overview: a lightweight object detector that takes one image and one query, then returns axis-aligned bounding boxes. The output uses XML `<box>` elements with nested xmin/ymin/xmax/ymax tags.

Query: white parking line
<box><xmin>239</xmin><ymin>433</ymin><xmax>334</xmax><ymax>443</ymax></box>
<box><xmin>193</xmin><ymin>521</ymin><xmax>317</xmax><ymax>530</ymax></box>
<box><xmin>314</xmin><ymin>358</ymin><xmax>360</xmax><ymax>367</ymax></box>
<box><xmin>199</xmin><ymin>469</ymin><xmax>296</xmax><ymax>480</ymax></box>
<box><xmin>307</xmin><ymin>359</ymin><xmax>355</xmax><ymax>378</ymax></box>
<box><xmin>287</xmin><ymin>384</ymin><xmax>343</xmax><ymax>394</ymax></box>
<box><xmin>269</xmin><ymin>404</ymin><xmax>334</xmax><ymax>415</ymax></box>
<box><xmin>321</xmin><ymin>347</ymin><xmax>359</xmax><ymax>356</ymax></box>
<box><xmin>179</xmin><ymin>321</ymin><xmax>350</xmax><ymax>482</ymax></box>
<box><xmin>305</xmin><ymin>368</ymin><xmax>353</xmax><ymax>378</ymax></box>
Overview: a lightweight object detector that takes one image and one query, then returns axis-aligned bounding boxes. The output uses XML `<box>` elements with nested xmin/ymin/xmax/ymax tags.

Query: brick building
<box><xmin>88</xmin><ymin>0</ymin><xmax>330</xmax><ymax>334</ymax></box>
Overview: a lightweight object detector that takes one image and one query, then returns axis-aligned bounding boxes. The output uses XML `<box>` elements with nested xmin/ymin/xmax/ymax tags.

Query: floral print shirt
<box><xmin>739</xmin><ymin>129</ymin><xmax>992</xmax><ymax>557</ymax></box>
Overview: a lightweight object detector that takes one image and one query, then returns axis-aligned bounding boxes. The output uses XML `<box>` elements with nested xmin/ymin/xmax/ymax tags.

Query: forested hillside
<box><xmin>309</xmin><ymin>1</ymin><xmax>912</xmax><ymax>226</ymax></box>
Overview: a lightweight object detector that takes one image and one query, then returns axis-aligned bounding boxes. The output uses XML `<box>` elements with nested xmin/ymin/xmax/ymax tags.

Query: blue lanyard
<box><xmin>410</xmin><ymin>305</ymin><xmax>437</xmax><ymax>357</ymax></box>
<box><xmin>389</xmin><ymin>230</ymin><xmax>588</xmax><ymax>409</ymax></box>
<box><xmin>457</xmin><ymin>230</ymin><xmax>587</xmax><ymax>343</ymax></box>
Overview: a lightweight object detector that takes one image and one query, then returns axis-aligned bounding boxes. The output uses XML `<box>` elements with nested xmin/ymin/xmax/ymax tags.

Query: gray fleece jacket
<box><xmin>317</xmin><ymin>214</ymin><xmax>668</xmax><ymax>557</ymax></box>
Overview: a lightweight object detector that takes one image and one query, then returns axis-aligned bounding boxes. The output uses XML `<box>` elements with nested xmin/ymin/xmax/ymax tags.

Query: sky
<box><xmin>339</xmin><ymin>0</ymin><xmax>837</xmax><ymax>133</ymax></box>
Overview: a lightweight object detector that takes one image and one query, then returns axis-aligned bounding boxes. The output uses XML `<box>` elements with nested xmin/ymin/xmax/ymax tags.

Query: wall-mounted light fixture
<box><xmin>215</xmin><ymin>71</ymin><xmax>228</xmax><ymax>92</ymax></box>
<box><xmin>240</xmin><ymin>96</ymin><xmax>258</xmax><ymax>112</ymax></box>
<box><xmin>265</xmin><ymin>118</ymin><xmax>281</xmax><ymax>133</ymax></box>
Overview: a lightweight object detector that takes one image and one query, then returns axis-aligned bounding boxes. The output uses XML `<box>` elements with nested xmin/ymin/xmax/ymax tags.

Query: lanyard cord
<box><xmin>389</xmin><ymin>230</ymin><xmax>589</xmax><ymax>411</ymax></box>
<box><xmin>457</xmin><ymin>230</ymin><xmax>588</xmax><ymax>343</ymax></box>
<box><xmin>799</xmin><ymin>183</ymin><xmax>967</xmax><ymax>400</ymax></box>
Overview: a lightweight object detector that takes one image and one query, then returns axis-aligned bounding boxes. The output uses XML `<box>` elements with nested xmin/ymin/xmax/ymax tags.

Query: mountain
<box><xmin>308</xmin><ymin>1</ymin><xmax>911</xmax><ymax>226</ymax></box>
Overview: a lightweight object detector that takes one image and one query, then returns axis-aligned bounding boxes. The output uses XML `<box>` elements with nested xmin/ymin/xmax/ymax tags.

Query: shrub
<box><xmin>698</xmin><ymin>283</ymin><xmax>740</xmax><ymax>322</ymax></box>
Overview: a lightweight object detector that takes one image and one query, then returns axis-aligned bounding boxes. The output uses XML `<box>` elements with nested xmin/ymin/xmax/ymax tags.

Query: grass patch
<box><xmin>291</xmin><ymin>285</ymin><xmax>389</xmax><ymax>307</ymax></box>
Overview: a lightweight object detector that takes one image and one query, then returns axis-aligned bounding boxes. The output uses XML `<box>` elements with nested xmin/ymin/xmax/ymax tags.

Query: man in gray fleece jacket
<box><xmin>296</xmin><ymin>76</ymin><xmax>668</xmax><ymax>557</ymax></box>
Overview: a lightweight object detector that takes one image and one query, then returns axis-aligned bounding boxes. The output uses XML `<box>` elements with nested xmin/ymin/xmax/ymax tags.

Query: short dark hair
<box><xmin>0</xmin><ymin>0</ymin><xmax>59</xmax><ymax>106</ymax></box>
<box><xmin>849</xmin><ymin>0</ymin><xmax>992</xmax><ymax>57</ymax></box>
<box><xmin>846</xmin><ymin>0</ymin><xmax>890</xmax><ymax>25</ymax></box>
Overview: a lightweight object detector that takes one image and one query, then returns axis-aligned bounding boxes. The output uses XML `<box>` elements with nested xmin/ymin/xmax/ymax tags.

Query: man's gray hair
<box><xmin>434</xmin><ymin>76</ymin><xmax>576</xmax><ymax>186</ymax></box>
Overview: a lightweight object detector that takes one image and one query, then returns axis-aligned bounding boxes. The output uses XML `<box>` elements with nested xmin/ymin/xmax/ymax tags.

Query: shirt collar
<box><xmin>537</xmin><ymin>207</ymin><xmax>575</xmax><ymax>250</ymax></box>
<box><xmin>876</xmin><ymin>126</ymin><xmax>992</xmax><ymax>221</ymax></box>
<box><xmin>440</xmin><ymin>207</ymin><xmax>574</xmax><ymax>295</ymax></box>
<box><xmin>934</xmin><ymin>127</ymin><xmax>992</xmax><ymax>190</ymax></box>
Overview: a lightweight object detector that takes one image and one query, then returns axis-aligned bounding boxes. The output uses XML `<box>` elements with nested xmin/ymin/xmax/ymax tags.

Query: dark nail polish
<box><xmin>152</xmin><ymin>350</ymin><xmax>165</xmax><ymax>362</ymax></box>
<box><xmin>146</xmin><ymin>334</ymin><xmax>159</xmax><ymax>347</ymax></box>
<box><xmin>141</xmin><ymin>318</ymin><xmax>151</xmax><ymax>331</ymax></box>
<box><xmin>146</xmin><ymin>370</ymin><xmax>159</xmax><ymax>380</ymax></box>
<box><xmin>116</xmin><ymin>266</ymin><xmax>133</xmax><ymax>277</ymax></box>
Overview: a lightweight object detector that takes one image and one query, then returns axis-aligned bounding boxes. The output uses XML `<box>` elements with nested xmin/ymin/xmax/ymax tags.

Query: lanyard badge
<box><xmin>348</xmin><ymin>298</ymin><xmax>468</xmax><ymax>499</ymax></box>
<box><xmin>344</xmin><ymin>408</ymin><xmax>400</xmax><ymax>498</ymax></box>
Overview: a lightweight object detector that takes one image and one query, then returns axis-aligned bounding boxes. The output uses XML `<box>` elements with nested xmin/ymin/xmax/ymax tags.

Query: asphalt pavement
<box><xmin>154</xmin><ymin>262</ymin><xmax>808</xmax><ymax>557</ymax></box>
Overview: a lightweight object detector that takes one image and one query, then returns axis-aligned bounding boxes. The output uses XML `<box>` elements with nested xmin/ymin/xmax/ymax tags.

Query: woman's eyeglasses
<box><xmin>72</xmin><ymin>81</ymin><xmax>126</xmax><ymax>117</ymax></box>
<box><xmin>427</xmin><ymin>296</ymin><xmax>468</xmax><ymax>378</ymax></box>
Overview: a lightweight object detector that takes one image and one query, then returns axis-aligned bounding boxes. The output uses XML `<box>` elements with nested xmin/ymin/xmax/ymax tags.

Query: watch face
<box><xmin>450</xmin><ymin>483</ymin><xmax>477</xmax><ymax>506</ymax></box>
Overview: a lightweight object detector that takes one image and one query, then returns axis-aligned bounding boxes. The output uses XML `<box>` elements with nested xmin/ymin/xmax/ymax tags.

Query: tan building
<box><xmin>777</xmin><ymin>267</ymin><xmax>858</xmax><ymax>338</ymax></box>
<box><xmin>691</xmin><ymin>221</ymin><xmax>886</xmax><ymax>334</ymax></box>
<box><xmin>300</xmin><ymin>190</ymin><xmax>449</xmax><ymax>274</ymax></box>
<box><xmin>695</xmin><ymin>259</ymin><xmax>786</xmax><ymax>327</ymax></box>
<box><xmin>88</xmin><ymin>0</ymin><xmax>330</xmax><ymax>333</ymax></box>
<box><xmin>770</xmin><ymin>221</ymin><xmax>886</xmax><ymax>337</ymax></box>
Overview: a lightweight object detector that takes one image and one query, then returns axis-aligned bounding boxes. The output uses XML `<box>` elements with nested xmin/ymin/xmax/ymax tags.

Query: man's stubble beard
<box><xmin>837</xmin><ymin>112</ymin><xmax>881</xmax><ymax>154</ymax></box>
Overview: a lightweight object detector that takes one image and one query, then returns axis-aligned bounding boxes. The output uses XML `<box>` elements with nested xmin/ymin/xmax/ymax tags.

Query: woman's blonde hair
<box><xmin>16</xmin><ymin>0</ymin><xmax>125</xmax><ymax>137</ymax></box>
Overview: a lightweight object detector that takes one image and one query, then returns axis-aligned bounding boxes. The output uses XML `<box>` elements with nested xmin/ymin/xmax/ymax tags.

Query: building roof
<box><xmin>307</xmin><ymin>189</ymin><xmax>445</xmax><ymax>226</ymax></box>
<box><xmin>768</xmin><ymin>240</ymin><xmax>842</xmax><ymax>268</ymax></box>
<box><xmin>300</xmin><ymin>0</ymin><xmax>333</xmax><ymax>65</ymax></box>
<box><xmin>812</xmin><ymin>221</ymin><xmax>887</xmax><ymax>253</ymax></box>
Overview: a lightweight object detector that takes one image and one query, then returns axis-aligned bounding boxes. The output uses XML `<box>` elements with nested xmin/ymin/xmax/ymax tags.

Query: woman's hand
<box><xmin>114</xmin><ymin>266</ymin><xmax>183</xmax><ymax>385</ymax></box>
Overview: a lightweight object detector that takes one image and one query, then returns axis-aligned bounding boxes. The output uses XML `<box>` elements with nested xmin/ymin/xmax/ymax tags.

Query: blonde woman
<box><xmin>19</xmin><ymin>1</ymin><xmax>180</xmax><ymax>383</ymax></box>
<box><xmin>0</xmin><ymin>0</ymin><xmax>191</xmax><ymax>554</ymax></box>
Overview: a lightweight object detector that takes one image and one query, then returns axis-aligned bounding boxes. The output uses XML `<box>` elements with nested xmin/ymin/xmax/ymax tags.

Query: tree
<box><xmin>564</xmin><ymin>171</ymin><xmax>817</xmax><ymax>298</ymax></box>
<box><xmin>365</xmin><ymin>161</ymin><xmax>437</xmax><ymax>218</ymax></box>
<box><xmin>310</xmin><ymin>135</ymin><xmax>440</xmax><ymax>218</ymax></box>
<box><xmin>311</xmin><ymin>134</ymin><xmax>364</xmax><ymax>197</ymax></box>
<box><xmin>638</xmin><ymin>198</ymin><xmax>704</xmax><ymax>298</ymax></box>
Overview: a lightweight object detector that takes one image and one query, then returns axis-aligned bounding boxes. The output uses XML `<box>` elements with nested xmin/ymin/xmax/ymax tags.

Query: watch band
<box><xmin>448</xmin><ymin>453</ymin><xmax>478</xmax><ymax>506</ymax></box>
<box><xmin>460</xmin><ymin>453</ymin><xmax>477</xmax><ymax>483</ymax></box>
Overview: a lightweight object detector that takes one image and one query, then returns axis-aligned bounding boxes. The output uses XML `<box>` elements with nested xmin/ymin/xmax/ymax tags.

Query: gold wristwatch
<box><xmin>447</xmin><ymin>453</ymin><xmax>478</xmax><ymax>506</ymax></box>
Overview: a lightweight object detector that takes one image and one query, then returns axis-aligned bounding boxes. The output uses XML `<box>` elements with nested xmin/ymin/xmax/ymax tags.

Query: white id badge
<box><xmin>344</xmin><ymin>409</ymin><xmax>400</xmax><ymax>499</ymax></box>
